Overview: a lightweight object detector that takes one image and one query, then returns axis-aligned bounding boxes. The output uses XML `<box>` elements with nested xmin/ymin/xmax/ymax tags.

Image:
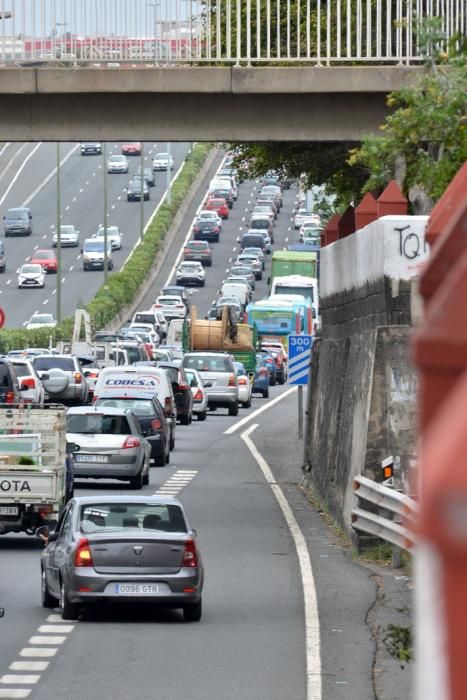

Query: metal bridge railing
<box><xmin>352</xmin><ymin>474</ymin><xmax>418</xmax><ymax>551</ymax></box>
<box><xmin>0</xmin><ymin>0</ymin><xmax>465</xmax><ymax>67</ymax></box>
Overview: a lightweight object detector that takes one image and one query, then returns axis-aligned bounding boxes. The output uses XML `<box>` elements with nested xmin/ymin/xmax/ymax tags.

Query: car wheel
<box><xmin>143</xmin><ymin>467</ymin><xmax>150</xmax><ymax>486</ymax></box>
<box><xmin>183</xmin><ymin>599</ymin><xmax>202</xmax><ymax>622</ymax></box>
<box><xmin>242</xmin><ymin>398</ymin><xmax>252</xmax><ymax>409</ymax></box>
<box><xmin>228</xmin><ymin>402</ymin><xmax>239</xmax><ymax>417</ymax></box>
<box><xmin>41</xmin><ymin>568</ymin><xmax>58</xmax><ymax>609</ymax></box>
<box><xmin>169</xmin><ymin>436</ymin><xmax>175</xmax><ymax>451</ymax></box>
<box><xmin>270</xmin><ymin>375</ymin><xmax>277</xmax><ymax>386</ymax></box>
<box><xmin>278</xmin><ymin>372</ymin><xmax>286</xmax><ymax>385</ymax></box>
<box><xmin>60</xmin><ymin>581</ymin><xmax>79</xmax><ymax>620</ymax></box>
<box><xmin>262</xmin><ymin>388</ymin><xmax>270</xmax><ymax>399</ymax></box>
<box><xmin>180</xmin><ymin>414</ymin><xmax>190</xmax><ymax>426</ymax></box>
<box><xmin>154</xmin><ymin>451</ymin><xmax>165</xmax><ymax>467</ymax></box>
<box><xmin>129</xmin><ymin>469</ymin><xmax>144</xmax><ymax>490</ymax></box>
<box><xmin>165</xmin><ymin>449</ymin><xmax>170</xmax><ymax>464</ymax></box>
<box><xmin>197</xmin><ymin>411</ymin><xmax>207</xmax><ymax>421</ymax></box>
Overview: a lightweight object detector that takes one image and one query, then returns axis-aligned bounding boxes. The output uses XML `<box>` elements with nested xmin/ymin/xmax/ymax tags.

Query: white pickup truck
<box><xmin>0</xmin><ymin>406</ymin><xmax>72</xmax><ymax>536</ymax></box>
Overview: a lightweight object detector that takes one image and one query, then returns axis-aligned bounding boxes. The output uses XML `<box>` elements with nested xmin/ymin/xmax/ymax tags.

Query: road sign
<box><xmin>288</xmin><ymin>334</ymin><xmax>313</xmax><ymax>385</ymax></box>
<box><xmin>0</xmin><ymin>307</ymin><xmax>5</xmax><ymax>330</ymax></box>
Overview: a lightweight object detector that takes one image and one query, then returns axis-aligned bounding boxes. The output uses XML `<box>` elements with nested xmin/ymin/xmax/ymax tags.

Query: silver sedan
<box><xmin>40</xmin><ymin>495</ymin><xmax>204</xmax><ymax>621</ymax></box>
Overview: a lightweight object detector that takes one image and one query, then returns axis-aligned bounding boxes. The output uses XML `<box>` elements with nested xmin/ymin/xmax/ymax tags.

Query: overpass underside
<box><xmin>0</xmin><ymin>66</ymin><xmax>423</xmax><ymax>142</ymax></box>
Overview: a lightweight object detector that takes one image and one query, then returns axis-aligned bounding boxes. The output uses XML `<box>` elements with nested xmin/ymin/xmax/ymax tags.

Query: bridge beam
<box><xmin>0</xmin><ymin>66</ymin><xmax>424</xmax><ymax>142</ymax></box>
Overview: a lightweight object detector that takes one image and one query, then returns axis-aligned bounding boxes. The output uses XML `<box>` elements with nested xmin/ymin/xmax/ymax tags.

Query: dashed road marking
<box><xmin>9</xmin><ymin>664</ymin><xmax>48</xmax><ymax>673</ymax></box>
<box><xmin>19</xmin><ymin>650</ymin><xmax>57</xmax><ymax>658</ymax></box>
<box><xmin>42</xmin><ymin>299</ymin><xmax>49</xmax><ymax>306</ymax></box>
<box><xmin>0</xmin><ymin>676</ymin><xmax>40</xmax><ymax>685</ymax></box>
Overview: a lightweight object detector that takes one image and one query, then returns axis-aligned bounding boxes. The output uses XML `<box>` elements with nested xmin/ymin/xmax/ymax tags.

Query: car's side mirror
<box><xmin>204</xmin><ymin>382</ymin><xmax>212</xmax><ymax>388</ymax></box>
<box><xmin>0</xmin><ymin>607</ymin><xmax>4</xmax><ymax>618</ymax></box>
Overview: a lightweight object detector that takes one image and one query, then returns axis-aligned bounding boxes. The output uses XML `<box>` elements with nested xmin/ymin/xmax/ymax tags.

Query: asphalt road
<box><xmin>0</xmin><ymin>141</ymin><xmax>190</xmax><ymax>328</ymax></box>
<box><xmin>0</xmin><ymin>153</ymin><xmax>387</xmax><ymax>700</ymax></box>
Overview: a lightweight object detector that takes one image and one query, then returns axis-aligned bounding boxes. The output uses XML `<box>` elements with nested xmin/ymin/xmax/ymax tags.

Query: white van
<box><xmin>93</xmin><ymin>365</ymin><xmax>177</xmax><ymax>448</ymax></box>
<box><xmin>82</xmin><ymin>238</ymin><xmax>113</xmax><ymax>271</ymax></box>
<box><xmin>220</xmin><ymin>282</ymin><xmax>249</xmax><ymax>309</ymax></box>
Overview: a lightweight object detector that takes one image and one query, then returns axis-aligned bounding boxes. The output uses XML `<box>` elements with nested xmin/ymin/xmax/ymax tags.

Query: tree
<box><xmin>348</xmin><ymin>24</ymin><xmax>467</xmax><ymax>208</ymax></box>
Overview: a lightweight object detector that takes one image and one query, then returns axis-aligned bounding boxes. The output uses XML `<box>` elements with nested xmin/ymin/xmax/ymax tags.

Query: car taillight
<box><xmin>154</xmin><ymin>304</ymin><xmax>162</xmax><ymax>308</ymax></box>
<box><xmin>259</xmin><ymin>367</ymin><xmax>269</xmax><ymax>376</ymax></box>
<box><xmin>177</xmin><ymin>383</ymin><xmax>189</xmax><ymax>391</ymax></box>
<box><xmin>228</xmin><ymin>374</ymin><xmax>237</xmax><ymax>387</ymax></box>
<box><xmin>193</xmin><ymin>388</ymin><xmax>203</xmax><ymax>401</ymax></box>
<box><xmin>193</xmin><ymin>226</ymin><xmax>200</xmax><ymax>232</ymax></box>
<box><xmin>164</xmin><ymin>397</ymin><xmax>173</xmax><ymax>416</ymax></box>
<box><xmin>182</xmin><ymin>539</ymin><xmax>199</xmax><ymax>568</ymax></box>
<box><xmin>122</xmin><ymin>436</ymin><xmax>141</xmax><ymax>449</ymax></box>
<box><xmin>238</xmin><ymin>377</ymin><xmax>248</xmax><ymax>385</ymax></box>
<box><xmin>151</xmin><ymin>419</ymin><xmax>162</xmax><ymax>430</ymax></box>
<box><xmin>74</xmin><ymin>372</ymin><xmax>82</xmax><ymax>384</ymax></box>
<box><xmin>5</xmin><ymin>391</ymin><xmax>14</xmax><ymax>404</ymax></box>
<box><xmin>86</xmin><ymin>371</ymin><xmax>99</xmax><ymax>379</ymax></box>
<box><xmin>21</xmin><ymin>377</ymin><xmax>36</xmax><ymax>389</ymax></box>
<box><xmin>74</xmin><ymin>538</ymin><xmax>94</xmax><ymax>568</ymax></box>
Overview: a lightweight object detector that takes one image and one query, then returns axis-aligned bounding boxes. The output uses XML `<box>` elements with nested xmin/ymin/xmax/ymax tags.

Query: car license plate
<box><xmin>75</xmin><ymin>454</ymin><xmax>108</xmax><ymax>463</ymax></box>
<box><xmin>112</xmin><ymin>583</ymin><xmax>161</xmax><ymax>596</ymax></box>
<box><xmin>0</xmin><ymin>506</ymin><xmax>19</xmax><ymax>516</ymax></box>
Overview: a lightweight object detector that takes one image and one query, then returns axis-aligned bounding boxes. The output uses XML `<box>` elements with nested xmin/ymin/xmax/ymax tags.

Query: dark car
<box><xmin>256</xmin><ymin>350</ymin><xmax>277</xmax><ymax>386</ymax></box>
<box><xmin>80</xmin><ymin>142</ymin><xmax>102</xmax><ymax>155</ymax></box>
<box><xmin>183</xmin><ymin>240</ymin><xmax>213</xmax><ymax>267</ymax></box>
<box><xmin>157</xmin><ymin>361</ymin><xmax>193</xmax><ymax>426</ymax></box>
<box><xmin>252</xmin><ymin>354</ymin><xmax>271</xmax><ymax>398</ymax></box>
<box><xmin>95</xmin><ymin>395</ymin><xmax>170</xmax><ymax>466</ymax></box>
<box><xmin>127</xmin><ymin>179</ymin><xmax>150</xmax><ymax>202</ymax></box>
<box><xmin>192</xmin><ymin>219</ymin><xmax>220</xmax><ymax>243</ymax></box>
<box><xmin>133</xmin><ymin>167</ymin><xmax>155</xmax><ymax>187</ymax></box>
<box><xmin>40</xmin><ymin>495</ymin><xmax>204</xmax><ymax>621</ymax></box>
<box><xmin>0</xmin><ymin>358</ymin><xmax>24</xmax><ymax>404</ymax></box>
<box><xmin>240</xmin><ymin>232</ymin><xmax>267</xmax><ymax>253</ymax></box>
<box><xmin>209</xmin><ymin>187</ymin><xmax>234</xmax><ymax>209</ymax></box>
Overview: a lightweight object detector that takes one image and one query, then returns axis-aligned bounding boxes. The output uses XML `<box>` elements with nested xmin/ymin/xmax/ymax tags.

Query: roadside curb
<box><xmin>108</xmin><ymin>146</ymin><xmax>221</xmax><ymax>330</ymax></box>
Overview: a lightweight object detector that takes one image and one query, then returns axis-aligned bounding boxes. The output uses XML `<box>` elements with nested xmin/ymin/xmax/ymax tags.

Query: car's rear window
<box><xmin>160</xmin><ymin>367</ymin><xmax>179</xmax><ymax>385</ymax></box>
<box><xmin>67</xmin><ymin>413</ymin><xmax>131</xmax><ymax>435</ymax></box>
<box><xmin>96</xmin><ymin>398</ymin><xmax>158</xmax><ymax>417</ymax></box>
<box><xmin>184</xmin><ymin>355</ymin><xmax>233</xmax><ymax>372</ymax></box>
<box><xmin>79</xmin><ymin>503</ymin><xmax>187</xmax><ymax>533</ymax></box>
<box><xmin>12</xmin><ymin>363</ymin><xmax>29</xmax><ymax>378</ymax></box>
<box><xmin>187</xmin><ymin>242</ymin><xmax>208</xmax><ymax>250</ymax></box>
<box><xmin>33</xmin><ymin>357</ymin><xmax>75</xmax><ymax>371</ymax></box>
<box><xmin>0</xmin><ymin>363</ymin><xmax>13</xmax><ymax>387</ymax></box>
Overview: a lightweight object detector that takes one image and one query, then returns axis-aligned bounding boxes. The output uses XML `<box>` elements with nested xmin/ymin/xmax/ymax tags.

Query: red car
<box><xmin>121</xmin><ymin>142</ymin><xmax>142</xmax><ymax>156</ymax></box>
<box><xmin>29</xmin><ymin>249</ymin><xmax>57</xmax><ymax>274</ymax></box>
<box><xmin>205</xmin><ymin>197</ymin><xmax>229</xmax><ymax>219</ymax></box>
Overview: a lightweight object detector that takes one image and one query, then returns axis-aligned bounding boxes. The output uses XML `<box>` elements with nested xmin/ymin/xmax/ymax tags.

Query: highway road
<box><xmin>0</xmin><ymin>141</ymin><xmax>190</xmax><ymax>328</ymax></box>
<box><xmin>0</xmin><ymin>152</ymin><xmax>385</xmax><ymax>700</ymax></box>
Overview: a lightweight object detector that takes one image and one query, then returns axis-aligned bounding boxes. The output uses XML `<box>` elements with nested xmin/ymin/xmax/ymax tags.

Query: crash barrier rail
<box><xmin>0</xmin><ymin>0</ymin><xmax>465</xmax><ymax>67</ymax></box>
<box><xmin>351</xmin><ymin>474</ymin><xmax>418</xmax><ymax>551</ymax></box>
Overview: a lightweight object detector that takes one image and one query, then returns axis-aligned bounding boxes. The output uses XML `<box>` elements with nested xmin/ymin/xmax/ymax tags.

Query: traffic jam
<box><xmin>0</xmin><ymin>148</ymin><xmax>320</xmax><ymax>627</ymax></box>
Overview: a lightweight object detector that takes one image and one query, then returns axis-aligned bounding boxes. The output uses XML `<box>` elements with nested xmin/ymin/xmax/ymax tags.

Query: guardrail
<box><xmin>351</xmin><ymin>474</ymin><xmax>418</xmax><ymax>551</ymax></box>
<box><xmin>0</xmin><ymin>1</ymin><xmax>465</xmax><ymax>67</ymax></box>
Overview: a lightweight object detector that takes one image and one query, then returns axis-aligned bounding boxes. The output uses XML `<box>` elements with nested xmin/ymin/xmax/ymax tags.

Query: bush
<box><xmin>0</xmin><ymin>144</ymin><xmax>212</xmax><ymax>353</ymax></box>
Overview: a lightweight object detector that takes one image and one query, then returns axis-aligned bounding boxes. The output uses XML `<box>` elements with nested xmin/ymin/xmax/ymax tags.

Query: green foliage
<box><xmin>349</xmin><ymin>23</ymin><xmax>467</xmax><ymax>201</ymax></box>
<box><xmin>383</xmin><ymin>624</ymin><xmax>413</xmax><ymax>664</ymax></box>
<box><xmin>0</xmin><ymin>144</ymin><xmax>211</xmax><ymax>354</ymax></box>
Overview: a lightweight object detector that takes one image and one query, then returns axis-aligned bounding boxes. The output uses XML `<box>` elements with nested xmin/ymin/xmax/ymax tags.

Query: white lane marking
<box><xmin>72</xmin><ymin>197</ymin><xmax>77</xmax><ymax>203</ymax></box>
<box><xmin>85</xmin><ymin>181</ymin><xmax>90</xmax><ymax>186</ymax></box>
<box><xmin>46</xmin><ymin>615</ymin><xmax>65</xmax><ymax>623</ymax></box>
<box><xmin>42</xmin><ymin>299</ymin><xmax>49</xmax><ymax>306</ymax></box>
<box><xmin>117</xmin><ymin>196</ymin><xmax>121</xmax><ymax>201</ymax></box>
<box><xmin>61</xmin><ymin>277</ymin><xmax>65</xmax><ymax>283</ymax></box>
<box><xmin>69</xmin><ymin>265</ymin><xmax>74</xmax><ymax>272</ymax></box>
<box><xmin>92</xmin><ymin>172</ymin><xmax>96</xmax><ymax>177</ymax></box>
<box><xmin>228</xmin><ymin>257</ymin><xmax>232</xmax><ymax>263</ymax></box>
<box><xmin>6</xmin><ymin>279</ymin><xmax>11</xmax><ymax>286</ymax></box>
<box><xmin>285</xmin><ymin>237</ymin><xmax>289</xmax><ymax>243</ymax></box>
<box><xmin>22</xmin><ymin>144</ymin><xmax>80</xmax><ymax>207</ymax></box>
<box><xmin>111</xmin><ymin>204</ymin><xmax>116</xmax><ymax>210</ymax></box>
<box><xmin>232</xmin><ymin>247</ymin><xmax>237</xmax><ymax>252</ymax></box>
<box><xmin>52</xmin><ymin>289</ymin><xmax>56</xmax><ymax>295</ymax></box>
<box><xmin>33</xmin><ymin>245</ymin><xmax>38</xmax><ymax>251</ymax></box>
<box><xmin>76</xmin><ymin>255</ymin><xmax>81</xmax><ymax>260</ymax></box>
<box><xmin>241</xmin><ymin>216</ymin><xmax>245</xmax><ymax>222</ymax></box>
<box><xmin>224</xmin><ymin>387</ymin><xmax>297</xmax><ymax>435</ymax></box>
<box><xmin>0</xmin><ymin>691</ymin><xmax>31</xmax><ymax>698</ymax></box>
<box><xmin>28</xmin><ymin>637</ymin><xmax>65</xmax><ymax>645</ymax></box>
<box><xmin>177</xmin><ymin>470</ymin><xmax>198</xmax><ymax>473</ymax></box>
<box><xmin>19</xmin><ymin>649</ymin><xmax>57</xmax><ymax>658</ymax></box>
<box><xmin>0</xmin><ymin>677</ymin><xmax>39</xmax><ymax>685</ymax></box>
<box><xmin>0</xmin><ymin>143</ymin><xmax>42</xmax><ymax>208</ymax></box>
<box><xmin>42</xmin><ymin>234</ymin><xmax>46</xmax><ymax>239</ymax></box>
<box><xmin>65</xmin><ymin>206</ymin><xmax>70</xmax><ymax>211</ymax></box>
<box><xmin>37</xmin><ymin>625</ymin><xmax>74</xmax><ymax>634</ymax></box>
<box><xmin>79</xmin><ymin>188</ymin><xmax>84</xmax><ymax>193</ymax></box>
<box><xmin>9</xmin><ymin>664</ymin><xmax>48</xmax><ymax>673</ymax></box>
<box><xmin>241</xmin><ymin>424</ymin><xmax>322</xmax><ymax>700</ymax></box>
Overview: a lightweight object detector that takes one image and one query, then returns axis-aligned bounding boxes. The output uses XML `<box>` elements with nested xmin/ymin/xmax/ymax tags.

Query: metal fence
<box><xmin>352</xmin><ymin>474</ymin><xmax>418</xmax><ymax>551</ymax></box>
<box><xmin>0</xmin><ymin>0</ymin><xmax>465</xmax><ymax>66</ymax></box>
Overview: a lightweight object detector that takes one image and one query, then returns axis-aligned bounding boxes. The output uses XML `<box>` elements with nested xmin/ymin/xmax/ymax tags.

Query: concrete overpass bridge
<box><xmin>0</xmin><ymin>0</ymin><xmax>464</xmax><ymax>142</ymax></box>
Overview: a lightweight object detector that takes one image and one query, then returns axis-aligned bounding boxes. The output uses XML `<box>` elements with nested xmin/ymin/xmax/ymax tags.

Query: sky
<box><xmin>0</xmin><ymin>0</ymin><xmax>200</xmax><ymax>37</ymax></box>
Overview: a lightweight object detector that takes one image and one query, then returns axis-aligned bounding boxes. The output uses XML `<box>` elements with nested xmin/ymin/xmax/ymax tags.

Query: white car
<box><xmin>11</xmin><ymin>358</ymin><xmax>45</xmax><ymax>404</ymax></box>
<box><xmin>196</xmin><ymin>210</ymin><xmax>222</xmax><ymax>228</ymax></box>
<box><xmin>153</xmin><ymin>152</ymin><xmax>174</xmax><ymax>171</ymax></box>
<box><xmin>184</xmin><ymin>368</ymin><xmax>208</xmax><ymax>421</ymax></box>
<box><xmin>234</xmin><ymin>362</ymin><xmax>253</xmax><ymax>409</ymax></box>
<box><xmin>107</xmin><ymin>154</ymin><xmax>129</xmax><ymax>173</ymax></box>
<box><xmin>26</xmin><ymin>313</ymin><xmax>56</xmax><ymax>330</ymax></box>
<box><xmin>94</xmin><ymin>225</ymin><xmax>123</xmax><ymax>250</ymax></box>
<box><xmin>294</xmin><ymin>208</ymin><xmax>318</xmax><ymax>229</ymax></box>
<box><xmin>18</xmin><ymin>263</ymin><xmax>45</xmax><ymax>289</ymax></box>
<box><xmin>176</xmin><ymin>261</ymin><xmax>205</xmax><ymax>287</ymax></box>
<box><xmin>299</xmin><ymin>224</ymin><xmax>322</xmax><ymax>243</ymax></box>
<box><xmin>153</xmin><ymin>295</ymin><xmax>187</xmax><ymax>320</ymax></box>
<box><xmin>53</xmin><ymin>224</ymin><xmax>80</xmax><ymax>247</ymax></box>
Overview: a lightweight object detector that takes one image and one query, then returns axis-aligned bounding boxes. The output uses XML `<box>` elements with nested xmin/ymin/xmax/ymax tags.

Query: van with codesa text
<box><xmin>92</xmin><ymin>365</ymin><xmax>177</xmax><ymax>451</ymax></box>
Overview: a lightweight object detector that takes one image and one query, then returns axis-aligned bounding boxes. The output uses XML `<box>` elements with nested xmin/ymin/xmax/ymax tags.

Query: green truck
<box><xmin>269</xmin><ymin>250</ymin><xmax>318</xmax><ymax>282</ymax></box>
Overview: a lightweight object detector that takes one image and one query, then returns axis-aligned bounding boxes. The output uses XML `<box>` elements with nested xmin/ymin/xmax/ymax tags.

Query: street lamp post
<box><xmin>140</xmin><ymin>143</ymin><xmax>145</xmax><ymax>240</ymax></box>
<box><xmin>56</xmin><ymin>142</ymin><xmax>62</xmax><ymax>324</ymax></box>
<box><xmin>103</xmin><ymin>142</ymin><xmax>109</xmax><ymax>283</ymax></box>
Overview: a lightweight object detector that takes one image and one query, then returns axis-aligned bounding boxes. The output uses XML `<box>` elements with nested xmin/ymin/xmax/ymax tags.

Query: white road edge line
<box><xmin>22</xmin><ymin>144</ymin><xmax>79</xmax><ymax>208</ymax></box>
<box><xmin>0</xmin><ymin>143</ymin><xmax>42</xmax><ymax>208</ymax></box>
<box><xmin>224</xmin><ymin>387</ymin><xmax>297</xmax><ymax>435</ymax></box>
<box><xmin>241</xmin><ymin>424</ymin><xmax>322</xmax><ymax>700</ymax></box>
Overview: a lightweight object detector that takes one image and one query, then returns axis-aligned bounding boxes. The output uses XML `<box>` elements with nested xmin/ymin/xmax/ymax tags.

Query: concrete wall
<box><xmin>0</xmin><ymin>65</ymin><xmax>424</xmax><ymax>142</ymax></box>
<box><xmin>304</xmin><ymin>215</ymin><xmax>427</xmax><ymax>537</ymax></box>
